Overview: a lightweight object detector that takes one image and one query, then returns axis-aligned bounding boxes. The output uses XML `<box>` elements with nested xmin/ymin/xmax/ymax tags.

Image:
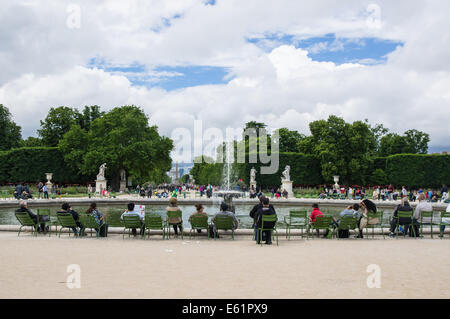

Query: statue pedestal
<box><xmin>96</xmin><ymin>179</ymin><xmax>107</xmax><ymax>194</ymax></box>
<box><xmin>119</xmin><ymin>181</ymin><xmax>127</xmax><ymax>192</ymax></box>
<box><xmin>249</xmin><ymin>182</ymin><xmax>257</xmax><ymax>192</ymax></box>
<box><xmin>281</xmin><ymin>180</ymin><xmax>293</xmax><ymax>198</ymax></box>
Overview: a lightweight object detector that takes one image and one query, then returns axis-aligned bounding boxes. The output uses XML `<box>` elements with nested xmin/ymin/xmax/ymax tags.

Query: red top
<box><xmin>310</xmin><ymin>208</ymin><xmax>323</xmax><ymax>222</ymax></box>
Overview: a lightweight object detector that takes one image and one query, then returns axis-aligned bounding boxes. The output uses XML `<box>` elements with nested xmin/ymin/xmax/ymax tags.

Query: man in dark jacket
<box><xmin>14</xmin><ymin>183</ymin><xmax>24</xmax><ymax>199</ymax></box>
<box><xmin>250</xmin><ymin>195</ymin><xmax>275</xmax><ymax>241</ymax></box>
<box><xmin>57</xmin><ymin>202</ymin><xmax>85</xmax><ymax>236</ymax></box>
<box><xmin>254</xmin><ymin>197</ymin><xmax>277</xmax><ymax>245</ymax></box>
<box><xmin>15</xmin><ymin>200</ymin><xmax>48</xmax><ymax>233</ymax></box>
<box><xmin>389</xmin><ymin>199</ymin><xmax>414</xmax><ymax>237</ymax></box>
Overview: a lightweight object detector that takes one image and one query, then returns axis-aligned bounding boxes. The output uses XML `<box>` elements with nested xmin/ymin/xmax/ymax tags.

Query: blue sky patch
<box><xmin>247</xmin><ymin>33</ymin><xmax>403</xmax><ymax>65</ymax></box>
<box><xmin>88</xmin><ymin>58</ymin><xmax>231</xmax><ymax>90</ymax></box>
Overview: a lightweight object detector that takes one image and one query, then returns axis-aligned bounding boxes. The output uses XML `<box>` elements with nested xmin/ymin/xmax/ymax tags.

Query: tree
<box><xmin>76</xmin><ymin>105</ymin><xmax>104</xmax><ymax>131</ymax></box>
<box><xmin>38</xmin><ymin>105</ymin><xmax>104</xmax><ymax>147</ymax></box>
<box><xmin>404</xmin><ymin>129</ymin><xmax>430</xmax><ymax>154</ymax></box>
<box><xmin>59</xmin><ymin>106</ymin><xmax>173</xmax><ymax>189</ymax></box>
<box><xmin>379</xmin><ymin>133</ymin><xmax>409</xmax><ymax>156</ymax></box>
<box><xmin>303</xmin><ymin>116</ymin><xmax>376</xmax><ymax>184</ymax></box>
<box><xmin>276</xmin><ymin>128</ymin><xmax>304</xmax><ymax>153</ymax></box>
<box><xmin>0</xmin><ymin>104</ymin><xmax>22</xmax><ymax>151</ymax></box>
<box><xmin>20</xmin><ymin>137</ymin><xmax>43</xmax><ymax>148</ymax></box>
<box><xmin>180</xmin><ymin>174</ymin><xmax>190</xmax><ymax>184</ymax></box>
<box><xmin>38</xmin><ymin>106</ymin><xmax>80</xmax><ymax>146</ymax></box>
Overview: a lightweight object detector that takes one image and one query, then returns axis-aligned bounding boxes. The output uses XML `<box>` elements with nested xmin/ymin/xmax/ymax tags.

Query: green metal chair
<box><xmin>336</xmin><ymin>215</ymin><xmax>358</xmax><ymax>239</ymax></box>
<box><xmin>257</xmin><ymin>214</ymin><xmax>278</xmax><ymax>246</ymax></box>
<box><xmin>79</xmin><ymin>214</ymin><xmax>101</xmax><ymax>238</ymax></box>
<box><xmin>56</xmin><ymin>213</ymin><xmax>79</xmax><ymax>238</ymax></box>
<box><xmin>394</xmin><ymin>210</ymin><xmax>417</xmax><ymax>239</ymax></box>
<box><xmin>307</xmin><ymin>215</ymin><xmax>334</xmax><ymax>239</ymax></box>
<box><xmin>419</xmin><ymin>211</ymin><xmax>434</xmax><ymax>238</ymax></box>
<box><xmin>15</xmin><ymin>212</ymin><xmax>38</xmax><ymax>237</ymax></box>
<box><xmin>166</xmin><ymin>210</ymin><xmax>183</xmax><ymax>239</ymax></box>
<box><xmin>189</xmin><ymin>215</ymin><xmax>210</xmax><ymax>239</ymax></box>
<box><xmin>439</xmin><ymin>212</ymin><xmax>450</xmax><ymax>239</ymax></box>
<box><xmin>144</xmin><ymin>214</ymin><xmax>166</xmax><ymax>239</ymax></box>
<box><xmin>37</xmin><ymin>208</ymin><xmax>52</xmax><ymax>237</ymax></box>
<box><xmin>284</xmin><ymin>210</ymin><xmax>308</xmax><ymax>240</ymax></box>
<box><xmin>122</xmin><ymin>215</ymin><xmax>144</xmax><ymax>239</ymax></box>
<box><xmin>213</xmin><ymin>215</ymin><xmax>235</xmax><ymax>240</ymax></box>
<box><xmin>365</xmin><ymin>211</ymin><xmax>385</xmax><ymax>239</ymax></box>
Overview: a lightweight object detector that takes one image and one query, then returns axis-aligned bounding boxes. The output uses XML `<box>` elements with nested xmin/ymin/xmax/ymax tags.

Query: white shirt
<box><xmin>414</xmin><ymin>200</ymin><xmax>433</xmax><ymax>221</ymax></box>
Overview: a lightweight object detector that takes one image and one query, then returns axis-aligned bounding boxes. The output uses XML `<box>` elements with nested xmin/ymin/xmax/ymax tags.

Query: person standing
<box><xmin>147</xmin><ymin>184</ymin><xmax>152</xmax><ymax>198</ymax></box>
<box><xmin>37</xmin><ymin>182</ymin><xmax>44</xmax><ymax>199</ymax></box>
<box><xmin>43</xmin><ymin>184</ymin><xmax>49</xmax><ymax>199</ymax></box>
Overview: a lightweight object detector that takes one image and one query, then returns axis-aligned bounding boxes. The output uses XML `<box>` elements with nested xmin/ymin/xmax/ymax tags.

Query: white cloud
<box><xmin>1</xmin><ymin>0</ymin><xmax>450</xmax><ymax>154</ymax></box>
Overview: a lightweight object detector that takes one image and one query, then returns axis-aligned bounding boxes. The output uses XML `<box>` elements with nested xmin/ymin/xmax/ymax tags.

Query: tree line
<box><xmin>0</xmin><ymin>104</ymin><xmax>173</xmax><ymax>188</ymax></box>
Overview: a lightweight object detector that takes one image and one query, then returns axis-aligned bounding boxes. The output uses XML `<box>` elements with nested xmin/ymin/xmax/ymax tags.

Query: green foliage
<box><xmin>0</xmin><ymin>147</ymin><xmax>88</xmax><ymax>183</ymax></box>
<box><xmin>385</xmin><ymin>154</ymin><xmax>450</xmax><ymax>188</ymax></box>
<box><xmin>379</xmin><ymin>129</ymin><xmax>430</xmax><ymax>156</ymax></box>
<box><xmin>243</xmin><ymin>152</ymin><xmax>323</xmax><ymax>187</ymax></box>
<box><xmin>58</xmin><ymin>105</ymin><xmax>173</xmax><ymax>186</ymax></box>
<box><xmin>370</xmin><ymin>169</ymin><xmax>387</xmax><ymax>185</ymax></box>
<box><xmin>191</xmin><ymin>156</ymin><xmax>223</xmax><ymax>185</ymax></box>
<box><xmin>0</xmin><ymin>104</ymin><xmax>22</xmax><ymax>151</ymax></box>
<box><xmin>38</xmin><ymin>105</ymin><xmax>104</xmax><ymax>147</ymax></box>
<box><xmin>180</xmin><ymin>174</ymin><xmax>190</xmax><ymax>183</ymax></box>
<box><xmin>276</xmin><ymin>128</ymin><xmax>304</xmax><ymax>153</ymax></box>
<box><xmin>298</xmin><ymin>116</ymin><xmax>376</xmax><ymax>184</ymax></box>
<box><xmin>20</xmin><ymin>137</ymin><xmax>43</xmax><ymax>148</ymax></box>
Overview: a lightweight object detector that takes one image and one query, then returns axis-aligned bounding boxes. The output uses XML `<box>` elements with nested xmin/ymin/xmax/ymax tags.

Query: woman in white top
<box><xmin>440</xmin><ymin>204</ymin><xmax>450</xmax><ymax>237</ymax></box>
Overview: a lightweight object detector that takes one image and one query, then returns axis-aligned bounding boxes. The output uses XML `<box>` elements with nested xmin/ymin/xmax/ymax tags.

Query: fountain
<box><xmin>213</xmin><ymin>141</ymin><xmax>245</xmax><ymax>211</ymax></box>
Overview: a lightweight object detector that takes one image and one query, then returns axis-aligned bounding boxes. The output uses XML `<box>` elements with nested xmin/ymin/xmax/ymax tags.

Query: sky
<box><xmin>1</xmin><ymin>0</ymin><xmax>450</xmax><ymax>159</ymax></box>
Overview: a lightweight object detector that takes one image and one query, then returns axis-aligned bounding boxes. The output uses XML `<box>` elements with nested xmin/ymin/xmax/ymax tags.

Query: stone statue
<box><xmin>120</xmin><ymin>169</ymin><xmax>126</xmax><ymax>181</ymax></box>
<box><xmin>97</xmin><ymin>163</ymin><xmax>107</xmax><ymax>180</ymax></box>
<box><xmin>250</xmin><ymin>167</ymin><xmax>257</xmax><ymax>183</ymax></box>
<box><xmin>282</xmin><ymin>165</ymin><xmax>291</xmax><ymax>181</ymax></box>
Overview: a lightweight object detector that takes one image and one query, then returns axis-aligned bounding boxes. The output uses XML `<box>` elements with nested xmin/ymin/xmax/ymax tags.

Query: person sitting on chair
<box><xmin>250</xmin><ymin>195</ymin><xmax>274</xmax><ymax>241</ymax></box>
<box><xmin>16</xmin><ymin>200</ymin><xmax>49</xmax><ymax>233</ymax></box>
<box><xmin>254</xmin><ymin>197</ymin><xmax>277</xmax><ymax>245</ymax></box>
<box><xmin>189</xmin><ymin>204</ymin><xmax>208</xmax><ymax>234</ymax></box>
<box><xmin>86</xmin><ymin>202</ymin><xmax>108</xmax><ymax>237</ymax></box>
<box><xmin>211</xmin><ymin>202</ymin><xmax>239</xmax><ymax>238</ymax></box>
<box><xmin>413</xmin><ymin>193</ymin><xmax>433</xmax><ymax>237</ymax></box>
<box><xmin>166</xmin><ymin>197</ymin><xmax>183</xmax><ymax>237</ymax></box>
<box><xmin>58</xmin><ymin>202</ymin><xmax>85</xmax><ymax>236</ymax></box>
<box><xmin>121</xmin><ymin>202</ymin><xmax>144</xmax><ymax>237</ymax></box>
<box><xmin>389</xmin><ymin>198</ymin><xmax>414</xmax><ymax>237</ymax></box>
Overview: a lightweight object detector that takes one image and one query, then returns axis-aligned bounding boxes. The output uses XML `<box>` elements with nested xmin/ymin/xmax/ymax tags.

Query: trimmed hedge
<box><xmin>385</xmin><ymin>154</ymin><xmax>450</xmax><ymax>188</ymax></box>
<box><xmin>0</xmin><ymin>147</ymin><xmax>90</xmax><ymax>184</ymax></box>
<box><xmin>243</xmin><ymin>152</ymin><xmax>323</xmax><ymax>187</ymax></box>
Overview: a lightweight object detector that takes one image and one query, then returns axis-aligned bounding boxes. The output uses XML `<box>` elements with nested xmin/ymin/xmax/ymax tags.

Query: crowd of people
<box><xmin>14</xmin><ymin>192</ymin><xmax>450</xmax><ymax>240</ymax></box>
